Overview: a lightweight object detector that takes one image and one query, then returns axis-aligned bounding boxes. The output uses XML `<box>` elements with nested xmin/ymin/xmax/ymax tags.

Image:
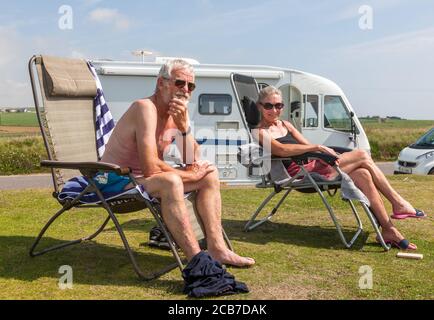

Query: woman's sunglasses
<box><xmin>260</xmin><ymin>102</ymin><xmax>285</xmax><ymax>110</ymax></box>
<box><xmin>165</xmin><ymin>78</ymin><xmax>196</xmax><ymax>92</ymax></box>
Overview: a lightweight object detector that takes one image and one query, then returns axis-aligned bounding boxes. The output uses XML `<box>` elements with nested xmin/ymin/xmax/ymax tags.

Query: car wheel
<box><xmin>429</xmin><ymin>168</ymin><xmax>434</xmax><ymax>175</ymax></box>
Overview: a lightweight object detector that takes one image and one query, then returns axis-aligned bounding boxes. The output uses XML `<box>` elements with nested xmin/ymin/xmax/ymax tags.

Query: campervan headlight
<box><xmin>416</xmin><ymin>151</ymin><xmax>434</xmax><ymax>160</ymax></box>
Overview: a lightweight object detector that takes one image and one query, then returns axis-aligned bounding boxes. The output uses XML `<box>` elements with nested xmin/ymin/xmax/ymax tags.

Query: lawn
<box><xmin>360</xmin><ymin>119</ymin><xmax>434</xmax><ymax>161</ymax></box>
<box><xmin>0</xmin><ymin>176</ymin><xmax>433</xmax><ymax>300</ymax></box>
<box><xmin>0</xmin><ymin>112</ymin><xmax>39</xmax><ymax>127</ymax></box>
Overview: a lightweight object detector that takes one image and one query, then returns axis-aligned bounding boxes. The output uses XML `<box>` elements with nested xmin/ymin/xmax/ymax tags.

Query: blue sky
<box><xmin>1</xmin><ymin>0</ymin><xmax>434</xmax><ymax>119</ymax></box>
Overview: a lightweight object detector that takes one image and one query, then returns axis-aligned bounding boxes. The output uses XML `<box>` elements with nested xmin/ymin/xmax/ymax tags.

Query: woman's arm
<box><xmin>282</xmin><ymin>120</ymin><xmax>309</xmax><ymax>145</ymax></box>
<box><xmin>254</xmin><ymin>127</ymin><xmax>319</xmax><ymax>157</ymax></box>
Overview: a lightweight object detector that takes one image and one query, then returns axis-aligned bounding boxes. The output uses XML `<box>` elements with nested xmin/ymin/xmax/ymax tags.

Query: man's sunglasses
<box><xmin>165</xmin><ymin>78</ymin><xmax>196</xmax><ymax>92</ymax></box>
<box><xmin>260</xmin><ymin>102</ymin><xmax>285</xmax><ymax>110</ymax></box>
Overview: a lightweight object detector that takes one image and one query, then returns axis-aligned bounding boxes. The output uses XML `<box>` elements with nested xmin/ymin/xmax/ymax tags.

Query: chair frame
<box><xmin>28</xmin><ymin>55</ymin><xmax>233</xmax><ymax>280</ymax></box>
<box><xmin>229</xmin><ymin>72</ymin><xmax>390</xmax><ymax>251</ymax></box>
<box><xmin>243</xmin><ymin>152</ymin><xmax>391</xmax><ymax>251</ymax></box>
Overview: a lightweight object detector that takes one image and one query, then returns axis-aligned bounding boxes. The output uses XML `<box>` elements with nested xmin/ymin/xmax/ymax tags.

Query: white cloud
<box><xmin>320</xmin><ymin>27</ymin><xmax>434</xmax><ymax>119</ymax></box>
<box><xmin>337</xmin><ymin>27</ymin><xmax>434</xmax><ymax>58</ymax></box>
<box><xmin>0</xmin><ymin>26</ymin><xmax>20</xmax><ymax>66</ymax></box>
<box><xmin>82</xmin><ymin>0</ymin><xmax>104</xmax><ymax>6</ymax></box>
<box><xmin>88</xmin><ymin>8</ymin><xmax>131</xmax><ymax>30</ymax></box>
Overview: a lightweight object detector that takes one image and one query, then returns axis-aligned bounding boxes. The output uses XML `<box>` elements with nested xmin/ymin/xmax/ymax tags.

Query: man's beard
<box><xmin>174</xmin><ymin>91</ymin><xmax>189</xmax><ymax>102</ymax></box>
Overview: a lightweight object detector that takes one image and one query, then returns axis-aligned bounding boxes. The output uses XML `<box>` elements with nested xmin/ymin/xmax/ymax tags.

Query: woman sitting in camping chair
<box><xmin>253</xmin><ymin>86</ymin><xmax>426</xmax><ymax>250</ymax></box>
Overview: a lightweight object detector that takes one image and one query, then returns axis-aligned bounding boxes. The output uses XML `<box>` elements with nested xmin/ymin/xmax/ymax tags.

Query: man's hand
<box><xmin>185</xmin><ymin>160</ymin><xmax>215</xmax><ymax>182</ymax></box>
<box><xmin>168</xmin><ymin>97</ymin><xmax>189</xmax><ymax>133</ymax></box>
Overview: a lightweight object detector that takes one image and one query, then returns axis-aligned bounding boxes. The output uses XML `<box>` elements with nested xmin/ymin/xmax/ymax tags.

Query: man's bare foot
<box><xmin>208</xmin><ymin>249</ymin><xmax>255</xmax><ymax>267</ymax></box>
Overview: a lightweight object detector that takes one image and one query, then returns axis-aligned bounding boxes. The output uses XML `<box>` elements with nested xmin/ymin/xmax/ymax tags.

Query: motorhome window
<box><xmin>323</xmin><ymin>96</ymin><xmax>352</xmax><ymax>132</ymax></box>
<box><xmin>303</xmin><ymin>95</ymin><xmax>319</xmax><ymax>127</ymax></box>
<box><xmin>258</xmin><ymin>83</ymin><xmax>269</xmax><ymax>90</ymax></box>
<box><xmin>199</xmin><ymin>94</ymin><xmax>232</xmax><ymax>115</ymax></box>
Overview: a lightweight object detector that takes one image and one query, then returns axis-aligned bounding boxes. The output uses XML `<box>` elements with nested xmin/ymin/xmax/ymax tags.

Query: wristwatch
<box><xmin>181</xmin><ymin>126</ymin><xmax>191</xmax><ymax>136</ymax></box>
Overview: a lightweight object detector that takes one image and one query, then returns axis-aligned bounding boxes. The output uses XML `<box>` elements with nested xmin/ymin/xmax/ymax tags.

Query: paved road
<box><xmin>0</xmin><ymin>173</ymin><xmax>53</xmax><ymax>190</ymax></box>
<box><xmin>375</xmin><ymin>162</ymin><xmax>395</xmax><ymax>175</ymax></box>
<box><xmin>0</xmin><ymin>162</ymin><xmax>396</xmax><ymax>190</ymax></box>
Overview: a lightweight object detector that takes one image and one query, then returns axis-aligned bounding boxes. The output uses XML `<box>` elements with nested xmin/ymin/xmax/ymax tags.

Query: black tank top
<box><xmin>275</xmin><ymin>121</ymin><xmax>298</xmax><ymax>145</ymax></box>
<box><xmin>274</xmin><ymin>121</ymin><xmax>298</xmax><ymax>167</ymax></box>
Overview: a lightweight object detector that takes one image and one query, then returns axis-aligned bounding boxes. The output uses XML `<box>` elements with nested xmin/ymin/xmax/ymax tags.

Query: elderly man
<box><xmin>101</xmin><ymin>59</ymin><xmax>255</xmax><ymax>267</ymax></box>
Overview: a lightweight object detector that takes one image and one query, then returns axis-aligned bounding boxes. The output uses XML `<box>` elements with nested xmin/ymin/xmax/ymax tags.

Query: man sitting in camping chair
<box><xmin>101</xmin><ymin>59</ymin><xmax>255</xmax><ymax>267</ymax></box>
<box><xmin>252</xmin><ymin>86</ymin><xmax>423</xmax><ymax>250</ymax></box>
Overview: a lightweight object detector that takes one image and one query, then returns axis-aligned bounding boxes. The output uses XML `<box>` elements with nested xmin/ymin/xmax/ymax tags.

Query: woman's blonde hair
<box><xmin>257</xmin><ymin>86</ymin><xmax>282</xmax><ymax>103</ymax></box>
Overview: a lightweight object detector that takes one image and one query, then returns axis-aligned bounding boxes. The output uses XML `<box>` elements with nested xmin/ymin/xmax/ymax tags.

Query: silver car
<box><xmin>394</xmin><ymin>127</ymin><xmax>434</xmax><ymax>175</ymax></box>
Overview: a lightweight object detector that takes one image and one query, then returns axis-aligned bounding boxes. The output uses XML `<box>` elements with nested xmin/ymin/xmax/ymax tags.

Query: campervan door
<box><xmin>275</xmin><ymin>71</ymin><xmax>370</xmax><ymax>152</ymax></box>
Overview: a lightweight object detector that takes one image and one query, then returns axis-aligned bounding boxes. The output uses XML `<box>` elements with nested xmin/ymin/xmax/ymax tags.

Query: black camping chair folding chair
<box><xmin>28</xmin><ymin>55</ymin><xmax>233</xmax><ymax>280</ymax></box>
<box><xmin>231</xmin><ymin>73</ymin><xmax>390</xmax><ymax>251</ymax></box>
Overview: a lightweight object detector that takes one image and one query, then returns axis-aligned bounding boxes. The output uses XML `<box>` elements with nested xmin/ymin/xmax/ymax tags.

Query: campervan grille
<box><xmin>398</xmin><ymin>161</ymin><xmax>417</xmax><ymax>168</ymax></box>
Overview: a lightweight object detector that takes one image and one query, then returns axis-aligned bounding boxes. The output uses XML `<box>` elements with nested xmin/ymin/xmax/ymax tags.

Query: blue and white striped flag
<box><xmin>87</xmin><ymin>62</ymin><xmax>115</xmax><ymax>159</ymax></box>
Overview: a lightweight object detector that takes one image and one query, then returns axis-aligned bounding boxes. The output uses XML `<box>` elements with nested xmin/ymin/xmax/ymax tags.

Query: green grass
<box><xmin>0</xmin><ymin>119</ymin><xmax>433</xmax><ymax>175</ymax></box>
<box><xmin>0</xmin><ymin>136</ymin><xmax>49</xmax><ymax>175</ymax></box>
<box><xmin>0</xmin><ymin>112</ymin><xmax>39</xmax><ymax>127</ymax></box>
<box><xmin>360</xmin><ymin>119</ymin><xmax>434</xmax><ymax>161</ymax></box>
<box><xmin>0</xmin><ymin>176</ymin><xmax>433</xmax><ymax>300</ymax></box>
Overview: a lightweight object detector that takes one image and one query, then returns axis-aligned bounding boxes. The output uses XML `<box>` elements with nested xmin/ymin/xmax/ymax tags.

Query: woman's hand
<box><xmin>316</xmin><ymin>145</ymin><xmax>341</xmax><ymax>164</ymax></box>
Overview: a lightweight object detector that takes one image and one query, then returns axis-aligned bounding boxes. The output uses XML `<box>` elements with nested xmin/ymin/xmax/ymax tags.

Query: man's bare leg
<box><xmin>339</xmin><ymin>150</ymin><xmax>416</xmax><ymax>214</ymax></box>
<box><xmin>136</xmin><ymin>172</ymin><xmax>201</xmax><ymax>260</ymax></box>
<box><xmin>184</xmin><ymin>167</ymin><xmax>255</xmax><ymax>267</ymax></box>
<box><xmin>349</xmin><ymin>168</ymin><xmax>416</xmax><ymax>249</ymax></box>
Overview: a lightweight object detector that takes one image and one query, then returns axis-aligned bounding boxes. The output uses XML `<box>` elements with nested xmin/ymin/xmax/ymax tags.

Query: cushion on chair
<box><xmin>42</xmin><ymin>55</ymin><xmax>97</xmax><ymax>97</ymax></box>
<box><xmin>241</xmin><ymin>96</ymin><xmax>261</xmax><ymax>129</ymax></box>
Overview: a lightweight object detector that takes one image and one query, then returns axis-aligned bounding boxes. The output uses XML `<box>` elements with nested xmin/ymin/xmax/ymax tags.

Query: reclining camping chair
<box><xmin>28</xmin><ymin>55</ymin><xmax>233</xmax><ymax>280</ymax></box>
<box><xmin>231</xmin><ymin>73</ymin><xmax>390</xmax><ymax>251</ymax></box>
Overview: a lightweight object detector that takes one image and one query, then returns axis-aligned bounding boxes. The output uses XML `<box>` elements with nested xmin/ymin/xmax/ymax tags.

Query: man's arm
<box><xmin>134</xmin><ymin>100</ymin><xmax>209</xmax><ymax>182</ymax></box>
<box><xmin>174</xmin><ymin>126</ymin><xmax>201</xmax><ymax>164</ymax></box>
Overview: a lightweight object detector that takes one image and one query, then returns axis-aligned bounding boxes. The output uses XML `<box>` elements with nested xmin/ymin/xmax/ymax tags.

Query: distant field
<box><xmin>360</xmin><ymin>119</ymin><xmax>434</xmax><ymax>161</ymax></box>
<box><xmin>0</xmin><ymin>112</ymin><xmax>38</xmax><ymax>127</ymax></box>
<box><xmin>0</xmin><ymin>118</ymin><xmax>433</xmax><ymax>175</ymax></box>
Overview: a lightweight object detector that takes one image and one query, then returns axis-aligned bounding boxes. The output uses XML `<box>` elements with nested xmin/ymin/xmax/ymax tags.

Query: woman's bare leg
<box><xmin>348</xmin><ymin>168</ymin><xmax>416</xmax><ymax>249</ymax></box>
<box><xmin>338</xmin><ymin>150</ymin><xmax>416</xmax><ymax>214</ymax></box>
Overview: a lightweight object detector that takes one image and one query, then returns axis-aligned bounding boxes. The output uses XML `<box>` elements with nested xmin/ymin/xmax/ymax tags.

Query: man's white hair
<box><xmin>158</xmin><ymin>59</ymin><xmax>194</xmax><ymax>79</ymax></box>
<box><xmin>257</xmin><ymin>86</ymin><xmax>282</xmax><ymax>103</ymax></box>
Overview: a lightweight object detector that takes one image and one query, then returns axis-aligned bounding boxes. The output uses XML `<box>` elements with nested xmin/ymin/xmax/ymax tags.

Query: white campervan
<box><xmin>91</xmin><ymin>57</ymin><xmax>370</xmax><ymax>185</ymax></box>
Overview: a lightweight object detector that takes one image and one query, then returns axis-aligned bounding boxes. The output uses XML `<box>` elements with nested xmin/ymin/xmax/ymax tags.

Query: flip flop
<box><xmin>391</xmin><ymin>208</ymin><xmax>426</xmax><ymax>220</ymax></box>
<box><xmin>375</xmin><ymin>236</ymin><xmax>417</xmax><ymax>250</ymax></box>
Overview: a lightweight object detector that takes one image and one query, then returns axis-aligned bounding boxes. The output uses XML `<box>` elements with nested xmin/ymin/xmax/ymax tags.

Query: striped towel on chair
<box><xmin>58</xmin><ymin>176</ymin><xmax>154</xmax><ymax>204</ymax></box>
<box><xmin>58</xmin><ymin>62</ymin><xmax>155</xmax><ymax>204</ymax></box>
<box><xmin>87</xmin><ymin>62</ymin><xmax>115</xmax><ymax>160</ymax></box>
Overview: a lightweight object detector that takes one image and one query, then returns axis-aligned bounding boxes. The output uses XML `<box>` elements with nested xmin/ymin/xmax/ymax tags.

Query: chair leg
<box><xmin>360</xmin><ymin>203</ymin><xmax>391</xmax><ymax>251</ymax></box>
<box><xmin>92</xmin><ymin>185</ymin><xmax>184</xmax><ymax>281</ymax></box>
<box><xmin>244</xmin><ymin>188</ymin><xmax>292</xmax><ymax>232</ymax></box>
<box><xmin>304</xmin><ymin>172</ymin><xmax>364</xmax><ymax>249</ymax></box>
<box><xmin>29</xmin><ymin>206</ymin><xmax>110</xmax><ymax>257</ymax></box>
<box><xmin>30</xmin><ymin>184</ymin><xmax>110</xmax><ymax>257</ymax></box>
<box><xmin>222</xmin><ymin>229</ymin><xmax>234</xmax><ymax>252</ymax></box>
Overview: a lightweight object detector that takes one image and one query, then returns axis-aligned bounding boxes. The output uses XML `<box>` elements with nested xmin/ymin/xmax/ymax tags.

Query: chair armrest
<box><xmin>41</xmin><ymin>160</ymin><xmax>131</xmax><ymax>176</ymax></box>
<box><xmin>266</xmin><ymin>152</ymin><xmax>337</xmax><ymax>166</ymax></box>
<box><xmin>326</xmin><ymin>146</ymin><xmax>352</xmax><ymax>154</ymax></box>
<box><xmin>290</xmin><ymin>152</ymin><xmax>338</xmax><ymax>166</ymax></box>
